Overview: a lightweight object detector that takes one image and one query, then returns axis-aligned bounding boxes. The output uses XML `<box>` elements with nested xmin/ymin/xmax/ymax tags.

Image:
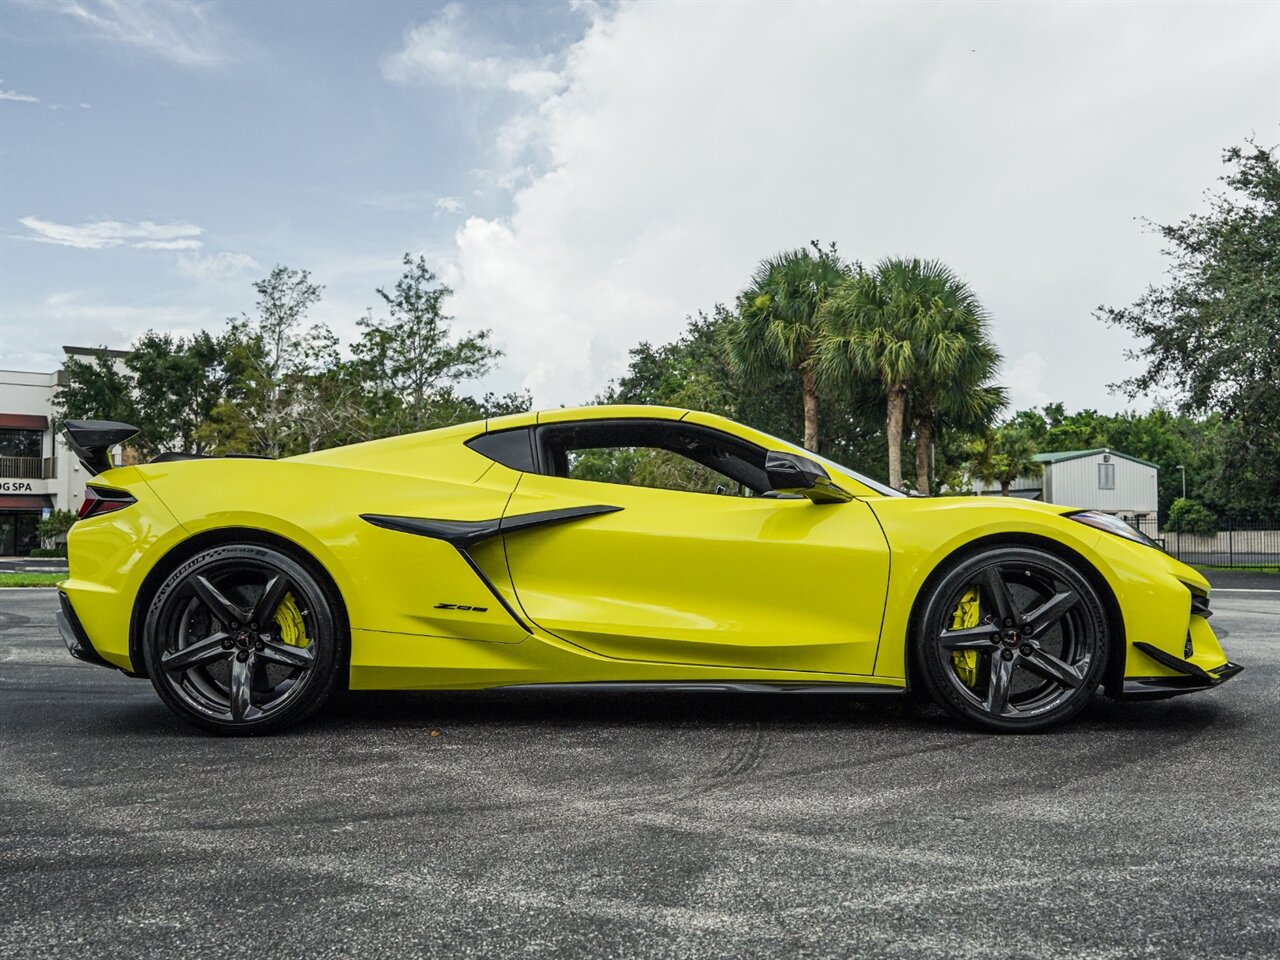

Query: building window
<box><xmin>0</xmin><ymin>429</ymin><xmax>42</xmax><ymax>459</ymax></box>
<box><xmin>1098</xmin><ymin>462</ymin><xmax>1115</xmax><ymax>490</ymax></box>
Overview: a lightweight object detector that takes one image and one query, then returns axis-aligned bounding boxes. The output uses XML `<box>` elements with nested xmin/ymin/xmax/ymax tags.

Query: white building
<box><xmin>978</xmin><ymin>448</ymin><xmax>1160</xmax><ymax>519</ymax></box>
<box><xmin>0</xmin><ymin>347</ymin><xmax>129</xmax><ymax>555</ymax></box>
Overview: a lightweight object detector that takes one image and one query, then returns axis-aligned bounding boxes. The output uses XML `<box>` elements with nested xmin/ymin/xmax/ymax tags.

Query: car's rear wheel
<box><xmin>915</xmin><ymin>546</ymin><xmax>1109</xmax><ymax>732</ymax></box>
<box><xmin>142</xmin><ymin>543</ymin><xmax>344</xmax><ymax>735</ymax></box>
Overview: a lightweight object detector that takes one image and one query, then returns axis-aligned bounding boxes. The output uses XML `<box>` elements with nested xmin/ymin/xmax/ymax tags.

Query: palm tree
<box><xmin>724</xmin><ymin>243</ymin><xmax>850</xmax><ymax>451</ymax></box>
<box><xmin>971</xmin><ymin>424</ymin><xmax>1043</xmax><ymax>496</ymax></box>
<box><xmin>913</xmin><ymin>381</ymin><xmax>1005</xmax><ymax>493</ymax></box>
<box><xmin>815</xmin><ymin>268</ymin><xmax>910</xmax><ymax>486</ymax></box>
<box><xmin>895</xmin><ymin>263</ymin><xmax>1006</xmax><ymax>494</ymax></box>
<box><xmin>817</xmin><ymin>258</ymin><xmax>1004</xmax><ymax>492</ymax></box>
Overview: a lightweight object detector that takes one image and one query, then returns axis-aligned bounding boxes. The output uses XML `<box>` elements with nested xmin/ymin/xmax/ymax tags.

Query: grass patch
<box><xmin>1197</xmin><ymin>564</ymin><xmax>1280</xmax><ymax>575</ymax></box>
<box><xmin>0</xmin><ymin>573</ymin><xmax>66</xmax><ymax>588</ymax></box>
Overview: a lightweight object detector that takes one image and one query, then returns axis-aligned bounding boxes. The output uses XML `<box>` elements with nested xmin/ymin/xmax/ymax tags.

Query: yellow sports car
<box><xmin>57</xmin><ymin>406</ymin><xmax>1240</xmax><ymax>735</ymax></box>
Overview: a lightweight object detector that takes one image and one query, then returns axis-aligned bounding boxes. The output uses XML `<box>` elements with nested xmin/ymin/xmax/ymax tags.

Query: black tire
<box><xmin>142</xmin><ymin>543</ymin><xmax>346</xmax><ymax>736</ymax></box>
<box><xmin>914</xmin><ymin>546</ymin><xmax>1109</xmax><ymax>733</ymax></box>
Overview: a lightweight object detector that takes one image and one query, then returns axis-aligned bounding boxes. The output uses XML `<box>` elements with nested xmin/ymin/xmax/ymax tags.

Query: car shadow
<box><xmin>71</xmin><ymin>681</ymin><xmax>1241</xmax><ymax>741</ymax></box>
<box><xmin>319</xmin><ymin>686</ymin><xmax>946</xmax><ymax>732</ymax></box>
<box><xmin>308</xmin><ymin>685</ymin><xmax>1239</xmax><ymax>737</ymax></box>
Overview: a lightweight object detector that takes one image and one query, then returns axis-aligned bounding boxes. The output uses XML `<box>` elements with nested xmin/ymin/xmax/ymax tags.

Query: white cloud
<box><xmin>29</xmin><ymin>0</ymin><xmax>229</xmax><ymax>67</ymax></box>
<box><xmin>0</xmin><ymin>89</ymin><xmax>40</xmax><ymax>103</ymax></box>
<box><xmin>362</xmin><ymin>193</ymin><xmax>476</xmax><ymax>217</ymax></box>
<box><xmin>135</xmin><ymin>238</ymin><xmax>203</xmax><ymax>251</ymax></box>
<box><xmin>434</xmin><ymin>196</ymin><xmax>466</xmax><ymax>216</ymax></box>
<box><xmin>433</xmin><ymin>2</ymin><xmax>1279</xmax><ymax>411</ymax></box>
<box><xmin>174</xmin><ymin>251</ymin><xmax>261</xmax><ymax>281</ymax></box>
<box><xmin>18</xmin><ymin>216</ymin><xmax>204</xmax><ymax>250</ymax></box>
<box><xmin>15</xmin><ymin>216</ymin><xmax>260</xmax><ymax>289</ymax></box>
<box><xmin>383</xmin><ymin>3</ymin><xmax>566</xmax><ymax>99</ymax></box>
<box><xmin>383</xmin><ymin>6</ymin><xmax>595</xmax><ymax>192</ymax></box>
<box><xmin>0</xmin><ymin>292</ymin><xmax>220</xmax><ymax>372</ymax></box>
<box><xmin>1005</xmin><ymin>352</ymin><xmax>1050</xmax><ymax>411</ymax></box>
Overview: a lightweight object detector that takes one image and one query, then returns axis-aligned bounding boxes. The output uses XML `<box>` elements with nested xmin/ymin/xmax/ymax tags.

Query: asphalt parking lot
<box><xmin>1</xmin><ymin>587</ymin><xmax>1277</xmax><ymax>959</ymax></box>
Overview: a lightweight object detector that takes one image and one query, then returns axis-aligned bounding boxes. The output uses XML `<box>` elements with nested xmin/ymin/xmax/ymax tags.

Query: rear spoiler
<box><xmin>62</xmin><ymin>420</ymin><xmax>139</xmax><ymax>476</ymax></box>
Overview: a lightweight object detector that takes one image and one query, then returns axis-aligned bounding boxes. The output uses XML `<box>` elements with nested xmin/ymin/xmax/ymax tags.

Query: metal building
<box><xmin>1035</xmin><ymin>449</ymin><xmax>1158</xmax><ymax>517</ymax></box>
<box><xmin>978</xmin><ymin>448</ymin><xmax>1159</xmax><ymax>519</ymax></box>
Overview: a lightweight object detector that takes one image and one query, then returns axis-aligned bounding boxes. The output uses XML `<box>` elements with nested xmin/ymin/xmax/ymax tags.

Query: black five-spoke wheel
<box><xmin>915</xmin><ymin>546</ymin><xmax>1109</xmax><ymax>732</ymax></box>
<box><xmin>143</xmin><ymin>544</ymin><xmax>345</xmax><ymax>735</ymax></box>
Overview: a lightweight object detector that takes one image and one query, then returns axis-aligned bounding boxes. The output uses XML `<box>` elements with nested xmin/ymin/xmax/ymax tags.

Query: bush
<box><xmin>29</xmin><ymin>547</ymin><xmax>68</xmax><ymax>558</ymax></box>
<box><xmin>1168</xmin><ymin>498</ymin><xmax>1218</xmax><ymax>536</ymax></box>
<box><xmin>35</xmin><ymin>509</ymin><xmax>77</xmax><ymax>549</ymax></box>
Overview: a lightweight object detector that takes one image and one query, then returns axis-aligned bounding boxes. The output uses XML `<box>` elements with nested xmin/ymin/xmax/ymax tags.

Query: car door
<box><xmin>498</xmin><ymin>419</ymin><xmax>891</xmax><ymax>676</ymax></box>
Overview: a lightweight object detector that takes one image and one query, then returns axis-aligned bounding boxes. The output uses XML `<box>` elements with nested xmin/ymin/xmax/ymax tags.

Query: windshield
<box><xmin>761</xmin><ymin>430</ymin><xmax>905</xmax><ymax>498</ymax></box>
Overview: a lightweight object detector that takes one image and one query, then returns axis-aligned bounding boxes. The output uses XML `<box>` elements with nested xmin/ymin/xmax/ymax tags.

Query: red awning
<box><xmin>0</xmin><ymin>495</ymin><xmax>53</xmax><ymax>510</ymax></box>
<box><xmin>0</xmin><ymin>413</ymin><xmax>49</xmax><ymax>430</ymax></box>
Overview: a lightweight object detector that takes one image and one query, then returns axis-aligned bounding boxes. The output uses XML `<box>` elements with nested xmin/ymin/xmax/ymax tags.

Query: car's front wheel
<box><xmin>142</xmin><ymin>543</ymin><xmax>345</xmax><ymax>735</ymax></box>
<box><xmin>914</xmin><ymin>546</ymin><xmax>1109</xmax><ymax>732</ymax></box>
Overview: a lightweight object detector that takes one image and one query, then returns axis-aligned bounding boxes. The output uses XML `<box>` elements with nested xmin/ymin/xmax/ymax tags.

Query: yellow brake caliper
<box><xmin>951</xmin><ymin>587</ymin><xmax>981</xmax><ymax>687</ymax></box>
<box><xmin>274</xmin><ymin>593</ymin><xmax>310</xmax><ymax>648</ymax></box>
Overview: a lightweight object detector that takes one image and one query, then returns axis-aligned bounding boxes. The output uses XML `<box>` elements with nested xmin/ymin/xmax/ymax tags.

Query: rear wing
<box><xmin>62</xmin><ymin>420</ymin><xmax>139</xmax><ymax>476</ymax></box>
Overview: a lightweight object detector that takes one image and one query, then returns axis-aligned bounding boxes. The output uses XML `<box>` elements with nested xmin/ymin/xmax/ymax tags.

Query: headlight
<box><xmin>1067</xmin><ymin>510</ymin><xmax>1160</xmax><ymax>549</ymax></box>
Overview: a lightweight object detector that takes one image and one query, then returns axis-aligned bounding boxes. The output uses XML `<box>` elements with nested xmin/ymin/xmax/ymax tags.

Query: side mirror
<box><xmin>764</xmin><ymin>451</ymin><xmax>853</xmax><ymax>504</ymax></box>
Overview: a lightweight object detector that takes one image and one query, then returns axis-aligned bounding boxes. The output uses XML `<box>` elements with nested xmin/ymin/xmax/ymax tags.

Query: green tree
<box><xmin>465</xmin><ymin>390</ymin><xmax>534</xmax><ymax>420</ymax></box>
<box><xmin>1099</xmin><ymin>142</ymin><xmax>1280</xmax><ymax>514</ymax></box>
<box><xmin>1006</xmin><ymin>404</ymin><xmax>1235</xmax><ymax>522</ymax></box>
<box><xmin>127</xmin><ymin>330</ymin><xmax>233</xmax><ymax>455</ymax></box>
<box><xmin>35</xmin><ymin>509</ymin><xmax>76</xmax><ymax>549</ymax></box>
<box><xmin>1168</xmin><ymin>497</ymin><xmax>1217</xmax><ymax>536</ymax></box>
<box><xmin>603</xmin><ymin>306</ymin><xmax>890</xmax><ymax>482</ymax></box>
<box><xmin>605</xmin><ymin>310</ymin><xmax>738</xmax><ymax>417</ymax></box>
<box><xmin>290</xmin><ymin>327</ymin><xmax>372</xmax><ymax>453</ymax></box>
<box><xmin>724</xmin><ymin>243</ymin><xmax>851</xmax><ymax>452</ymax></box>
<box><xmin>58</xmin><ymin>333</ymin><xmax>260</xmax><ymax>458</ymax></box>
<box><xmin>818</xmin><ymin>258</ymin><xmax>1006</xmax><ymax>492</ymax></box>
<box><xmin>56</xmin><ymin>259</ymin><xmax>529</xmax><ymax>459</ymax></box>
<box><xmin>223</xmin><ymin>265</ymin><xmax>327</xmax><ymax>457</ymax></box>
<box><xmin>354</xmin><ymin>254</ymin><xmax>501</xmax><ymax>434</ymax></box>
<box><xmin>970</xmin><ymin>424</ymin><xmax>1043</xmax><ymax>496</ymax></box>
<box><xmin>55</xmin><ymin>350</ymin><xmax>138</xmax><ymax>430</ymax></box>
<box><xmin>895</xmin><ymin>262</ymin><xmax>1005</xmax><ymax>495</ymax></box>
<box><xmin>192</xmin><ymin>325</ymin><xmax>272</xmax><ymax>455</ymax></box>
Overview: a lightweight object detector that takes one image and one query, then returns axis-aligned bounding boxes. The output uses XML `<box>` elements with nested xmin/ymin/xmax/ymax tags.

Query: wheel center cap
<box><xmin>1003</xmin><ymin>630</ymin><xmax>1020</xmax><ymax>645</ymax></box>
<box><xmin>235</xmin><ymin>630</ymin><xmax>253</xmax><ymax>649</ymax></box>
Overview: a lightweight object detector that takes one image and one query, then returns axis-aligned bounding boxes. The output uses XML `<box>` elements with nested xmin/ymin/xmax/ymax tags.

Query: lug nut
<box><xmin>250</xmin><ymin>622</ymin><xmax>258</xmax><ymax>630</ymax></box>
<box><xmin>1001</xmin><ymin>649</ymin><xmax>1015</xmax><ymax>661</ymax></box>
<box><xmin>236</xmin><ymin>651</ymin><xmax>249</xmax><ymax>662</ymax></box>
<box><xmin>1021</xmin><ymin>644</ymin><xmax>1033</xmax><ymax>655</ymax></box>
<box><xmin>221</xmin><ymin>639</ymin><xmax>234</xmax><ymax>650</ymax></box>
<box><xmin>1003</xmin><ymin>617</ymin><xmax>1014</xmax><ymax>627</ymax></box>
<box><xmin>255</xmin><ymin>641</ymin><xmax>264</xmax><ymax>651</ymax></box>
<box><xmin>991</xmin><ymin>633</ymin><xmax>1001</xmax><ymax>644</ymax></box>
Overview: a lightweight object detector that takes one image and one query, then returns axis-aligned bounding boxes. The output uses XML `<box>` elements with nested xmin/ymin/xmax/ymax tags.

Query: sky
<box><xmin>1</xmin><ymin>0</ymin><xmax>1277</xmax><ymax>415</ymax></box>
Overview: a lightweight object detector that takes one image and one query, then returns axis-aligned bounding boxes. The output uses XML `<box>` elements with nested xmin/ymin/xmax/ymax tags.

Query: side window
<box><xmin>539</xmin><ymin>420</ymin><xmax>770</xmax><ymax>496</ymax></box>
<box><xmin>467</xmin><ymin>428</ymin><xmax>536</xmax><ymax>471</ymax></box>
<box><xmin>1098</xmin><ymin>462</ymin><xmax>1116</xmax><ymax>490</ymax></box>
<box><xmin>568</xmin><ymin>446</ymin><xmax>744</xmax><ymax>495</ymax></box>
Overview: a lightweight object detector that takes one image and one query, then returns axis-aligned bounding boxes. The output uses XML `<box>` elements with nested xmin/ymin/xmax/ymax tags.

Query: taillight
<box><xmin>77</xmin><ymin>486</ymin><xmax>137</xmax><ymax>520</ymax></box>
